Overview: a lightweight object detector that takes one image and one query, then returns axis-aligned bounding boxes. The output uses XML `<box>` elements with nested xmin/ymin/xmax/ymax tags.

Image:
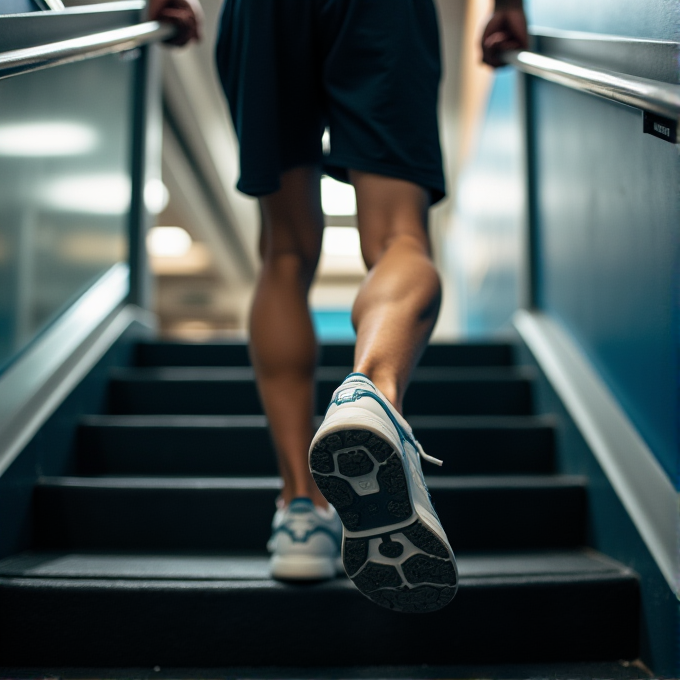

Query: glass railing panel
<box><xmin>0</xmin><ymin>50</ymin><xmax>135</xmax><ymax>373</ymax></box>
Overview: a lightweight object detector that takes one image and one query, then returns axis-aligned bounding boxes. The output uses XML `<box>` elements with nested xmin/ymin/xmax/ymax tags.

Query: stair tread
<box><xmin>38</xmin><ymin>474</ymin><xmax>586</xmax><ymax>490</ymax></box>
<box><xmin>76</xmin><ymin>414</ymin><xmax>556</xmax><ymax>477</ymax></box>
<box><xmin>135</xmin><ymin>340</ymin><xmax>516</xmax><ymax>369</ymax></box>
<box><xmin>111</xmin><ymin>366</ymin><xmax>533</xmax><ymax>382</ymax></box>
<box><xmin>0</xmin><ymin>549</ymin><xmax>632</xmax><ymax>583</ymax></box>
<box><xmin>107</xmin><ymin>368</ymin><xmax>534</xmax><ymax>417</ymax></box>
<box><xmin>34</xmin><ymin>474</ymin><xmax>586</xmax><ymax>552</ymax></box>
<box><xmin>80</xmin><ymin>413</ymin><xmax>555</xmax><ymax>429</ymax></box>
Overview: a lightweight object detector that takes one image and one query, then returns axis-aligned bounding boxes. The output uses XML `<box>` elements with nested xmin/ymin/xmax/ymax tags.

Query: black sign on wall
<box><xmin>643</xmin><ymin>112</ymin><xmax>677</xmax><ymax>144</ymax></box>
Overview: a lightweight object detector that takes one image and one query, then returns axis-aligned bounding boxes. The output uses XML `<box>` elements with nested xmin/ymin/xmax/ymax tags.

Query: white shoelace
<box><xmin>336</xmin><ymin>376</ymin><xmax>444</xmax><ymax>467</ymax></box>
<box><xmin>414</xmin><ymin>438</ymin><xmax>443</xmax><ymax>467</ymax></box>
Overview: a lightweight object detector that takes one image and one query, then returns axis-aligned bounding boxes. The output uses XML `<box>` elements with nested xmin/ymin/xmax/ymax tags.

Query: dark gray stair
<box><xmin>0</xmin><ymin>339</ymin><xmax>641</xmax><ymax>668</ymax></box>
<box><xmin>0</xmin><ymin>550</ymin><xmax>639</xmax><ymax>666</ymax></box>
<box><xmin>77</xmin><ymin>414</ymin><xmax>555</xmax><ymax>477</ymax></box>
<box><xmin>135</xmin><ymin>340</ymin><xmax>515</xmax><ymax>369</ymax></box>
<box><xmin>34</xmin><ymin>475</ymin><xmax>587</xmax><ymax>552</ymax></box>
<box><xmin>107</xmin><ymin>367</ymin><xmax>534</xmax><ymax>417</ymax></box>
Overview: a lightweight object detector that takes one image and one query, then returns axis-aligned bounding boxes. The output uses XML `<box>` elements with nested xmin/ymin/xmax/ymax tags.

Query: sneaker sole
<box><xmin>310</xmin><ymin>426</ymin><xmax>458</xmax><ymax>613</ymax></box>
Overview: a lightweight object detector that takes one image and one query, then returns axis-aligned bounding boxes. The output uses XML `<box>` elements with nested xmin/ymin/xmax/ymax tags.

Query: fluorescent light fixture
<box><xmin>321</xmin><ymin>176</ymin><xmax>356</xmax><ymax>216</ymax></box>
<box><xmin>45</xmin><ymin>174</ymin><xmax>131</xmax><ymax>215</ymax></box>
<box><xmin>322</xmin><ymin>226</ymin><xmax>361</xmax><ymax>257</ymax></box>
<box><xmin>145</xmin><ymin>178</ymin><xmax>170</xmax><ymax>214</ymax></box>
<box><xmin>147</xmin><ymin>226</ymin><xmax>193</xmax><ymax>258</ymax></box>
<box><xmin>0</xmin><ymin>122</ymin><xmax>96</xmax><ymax>157</ymax></box>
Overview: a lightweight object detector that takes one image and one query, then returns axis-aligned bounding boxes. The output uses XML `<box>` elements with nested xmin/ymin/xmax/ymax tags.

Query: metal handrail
<box><xmin>0</xmin><ymin>21</ymin><xmax>174</xmax><ymax>80</ymax></box>
<box><xmin>505</xmin><ymin>50</ymin><xmax>680</xmax><ymax>121</ymax></box>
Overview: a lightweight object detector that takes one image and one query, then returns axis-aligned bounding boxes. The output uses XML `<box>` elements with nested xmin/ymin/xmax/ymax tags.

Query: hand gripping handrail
<box><xmin>0</xmin><ymin>20</ymin><xmax>175</xmax><ymax>80</ymax></box>
<box><xmin>504</xmin><ymin>50</ymin><xmax>680</xmax><ymax>122</ymax></box>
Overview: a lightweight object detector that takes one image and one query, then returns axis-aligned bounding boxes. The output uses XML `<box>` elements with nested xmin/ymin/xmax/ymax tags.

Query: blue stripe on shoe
<box><xmin>272</xmin><ymin>524</ymin><xmax>341</xmax><ymax>548</ymax></box>
<box><xmin>288</xmin><ymin>498</ymin><xmax>315</xmax><ymax>513</ymax></box>
<box><xmin>329</xmin><ymin>378</ymin><xmax>417</xmax><ymax>452</ymax></box>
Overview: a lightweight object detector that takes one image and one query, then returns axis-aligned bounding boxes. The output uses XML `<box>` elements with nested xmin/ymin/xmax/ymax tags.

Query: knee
<box><xmin>261</xmin><ymin>248</ymin><xmax>320</xmax><ymax>287</ymax></box>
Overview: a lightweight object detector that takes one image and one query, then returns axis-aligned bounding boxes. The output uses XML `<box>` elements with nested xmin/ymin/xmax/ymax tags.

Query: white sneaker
<box><xmin>309</xmin><ymin>373</ymin><xmax>458</xmax><ymax>612</ymax></box>
<box><xmin>267</xmin><ymin>497</ymin><xmax>342</xmax><ymax>581</ymax></box>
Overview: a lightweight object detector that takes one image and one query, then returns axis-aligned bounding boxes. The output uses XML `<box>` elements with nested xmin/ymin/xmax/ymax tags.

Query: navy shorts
<box><xmin>215</xmin><ymin>0</ymin><xmax>446</xmax><ymax>204</ymax></box>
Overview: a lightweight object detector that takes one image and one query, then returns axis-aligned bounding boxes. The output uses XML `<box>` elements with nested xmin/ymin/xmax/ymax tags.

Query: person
<box><xmin>150</xmin><ymin>0</ymin><xmax>527</xmax><ymax>613</ymax></box>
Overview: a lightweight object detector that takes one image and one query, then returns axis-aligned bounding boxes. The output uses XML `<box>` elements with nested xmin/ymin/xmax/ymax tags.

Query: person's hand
<box><xmin>149</xmin><ymin>0</ymin><xmax>204</xmax><ymax>47</ymax></box>
<box><xmin>481</xmin><ymin>2</ymin><xmax>528</xmax><ymax>68</ymax></box>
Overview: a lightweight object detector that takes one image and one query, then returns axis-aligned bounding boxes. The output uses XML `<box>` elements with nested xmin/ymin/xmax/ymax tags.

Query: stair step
<box><xmin>34</xmin><ymin>475</ymin><xmax>587</xmax><ymax>552</ymax></box>
<box><xmin>77</xmin><ymin>415</ymin><xmax>555</xmax><ymax>477</ymax></box>
<box><xmin>108</xmin><ymin>367</ymin><xmax>534</xmax><ymax>417</ymax></box>
<box><xmin>135</xmin><ymin>341</ymin><xmax>515</xmax><ymax>369</ymax></box>
<box><xmin>0</xmin><ymin>550</ymin><xmax>639</xmax><ymax>666</ymax></box>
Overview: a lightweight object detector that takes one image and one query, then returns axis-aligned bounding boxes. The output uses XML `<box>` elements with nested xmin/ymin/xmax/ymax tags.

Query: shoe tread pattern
<box><xmin>311</xmin><ymin>427</ymin><xmax>457</xmax><ymax>613</ymax></box>
<box><xmin>310</xmin><ymin>428</ymin><xmax>412</xmax><ymax>532</ymax></box>
<box><xmin>343</xmin><ymin>519</ymin><xmax>457</xmax><ymax>614</ymax></box>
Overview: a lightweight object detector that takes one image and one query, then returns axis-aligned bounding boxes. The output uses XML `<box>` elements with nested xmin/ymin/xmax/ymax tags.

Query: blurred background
<box><xmin>53</xmin><ymin>0</ymin><xmax>509</xmax><ymax>342</ymax></box>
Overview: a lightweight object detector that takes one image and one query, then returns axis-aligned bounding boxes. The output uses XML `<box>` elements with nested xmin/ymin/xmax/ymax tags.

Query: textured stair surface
<box><xmin>34</xmin><ymin>475</ymin><xmax>587</xmax><ymax>551</ymax></box>
<box><xmin>77</xmin><ymin>415</ymin><xmax>556</xmax><ymax>477</ymax></box>
<box><xmin>0</xmin><ymin>550</ymin><xmax>639</xmax><ymax>667</ymax></box>
<box><xmin>108</xmin><ymin>367</ymin><xmax>534</xmax><ymax>416</ymax></box>
<box><xmin>135</xmin><ymin>340</ymin><xmax>516</xmax><ymax>369</ymax></box>
<box><xmin>0</xmin><ymin>339</ymin><xmax>641</xmax><ymax>667</ymax></box>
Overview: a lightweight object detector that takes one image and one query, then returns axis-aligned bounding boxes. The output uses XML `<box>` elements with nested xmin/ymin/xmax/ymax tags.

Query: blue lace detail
<box><xmin>273</xmin><ymin>498</ymin><xmax>341</xmax><ymax>548</ymax></box>
<box><xmin>272</xmin><ymin>524</ymin><xmax>341</xmax><ymax>548</ymax></box>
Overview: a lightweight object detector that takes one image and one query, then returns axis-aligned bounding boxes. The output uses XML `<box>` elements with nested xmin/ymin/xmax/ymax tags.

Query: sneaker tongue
<box><xmin>288</xmin><ymin>497</ymin><xmax>315</xmax><ymax>513</ymax></box>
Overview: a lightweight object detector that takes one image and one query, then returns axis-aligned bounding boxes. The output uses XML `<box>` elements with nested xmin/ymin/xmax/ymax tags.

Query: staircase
<box><xmin>0</xmin><ymin>341</ymin><xmax>640</xmax><ymax>667</ymax></box>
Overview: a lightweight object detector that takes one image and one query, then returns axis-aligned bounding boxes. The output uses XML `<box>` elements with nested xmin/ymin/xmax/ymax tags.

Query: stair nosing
<box><xmin>109</xmin><ymin>366</ymin><xmax>536</xmax><ymax>382</ymax></box>
<box><xmin>79</xmin><ymin>414</ymin><xmax>556</xmax><ymax>429</ymax></box>
<box><xmin>36</xmin><ymin>474</ymin><xmax>587</xmax><ymax>490</ymax></box>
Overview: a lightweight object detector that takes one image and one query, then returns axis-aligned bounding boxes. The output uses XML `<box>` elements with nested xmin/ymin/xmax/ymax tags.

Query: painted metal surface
<box><xmin>0</xmin><ymin>1</ymin><xmax>40</xmax><ymax>14</ymax></box>
<box><xmin>531</xmin><ymin>76</ymin><xmax>680</xmax><ymax>485</ymax></box>
<box><xmin>457</xmin><ymin>20</ymin><xmax>680</xmax><ymax>484</ymax></box>
<box><xmin>516</xmin><ymin>310</ymin><xmax>678</xmax><ymax>594</ymax></box>
<box><xmin>526</xmin><ymin>0</ymin><xmax>680</xmax><ymax>43</ymax></box>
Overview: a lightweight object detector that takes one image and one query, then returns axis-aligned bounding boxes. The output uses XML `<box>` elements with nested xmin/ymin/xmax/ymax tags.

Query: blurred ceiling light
<box><xmin>322</xmin><ymin>226</ymin><xmax>361</xmax><ymax>257</ymax></box>
<box><xmin>321</xmin><ymin>176</ymin><xmax>356</xmax><ymax>216</ymax></box>
<box><xmin>0</xmin><ymin>122</ymin><xmax>96</xmax><ymax>156</ymax></box>
<box><xmin>145</xmin><ymin>178</ymin><xmax>170</xmax><ymax>214</ymax></box>
<box><xmin>147</xmin><ymin>226</ymin><xmax>193</xmax><ymax>258</ymax></box>
<box><xmin>45</xmin><ymin>174</ymin><xmax>131</xmax><ymax>214</ymax></box>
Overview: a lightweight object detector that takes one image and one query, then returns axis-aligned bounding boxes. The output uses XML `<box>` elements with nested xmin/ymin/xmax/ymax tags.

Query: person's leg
<box><xmin>250</xmin><ymin>165</ymin><xmax>327</xmax><ymax>507</ymax></box>
<box><xmin>309</xmin><ymin>171</ymin><xmax>457</xmax><ymax>610</ymax></box>
<box><xmin>350</xmin><ymin>170</ymin><xmax>441</xmax><ymax>414</ymax></box>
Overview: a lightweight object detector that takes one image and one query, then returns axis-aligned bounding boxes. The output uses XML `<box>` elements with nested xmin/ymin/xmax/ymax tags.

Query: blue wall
<box><xmin>455</xmin><ymin>1</ymin><xmax>680</xmax><ymax>485</ymax></box>
<box><xmin>0</xmin><ymin>1</ymin><xmax>39</xmax><ymax>14</ymax></box>
<box><xmin>532</xmin><ymin>81</ymin><xmax>680</xmax><ymax>486</ymax></box>
<box><xmin>527</xmin><ymin>0</ymin><xmax>680</xmax><ymax>42</ymax></box>
<box><xmin>526</xmin><ymin>0</ymin><xmax>680</xmax><ymax>485</ymax></box>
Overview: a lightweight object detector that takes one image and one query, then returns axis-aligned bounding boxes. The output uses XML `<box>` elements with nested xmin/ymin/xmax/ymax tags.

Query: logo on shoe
<box><xmin>359</xmin><ymin>480</ymin><xmax>374</xmax><ymax>490</ymax></box>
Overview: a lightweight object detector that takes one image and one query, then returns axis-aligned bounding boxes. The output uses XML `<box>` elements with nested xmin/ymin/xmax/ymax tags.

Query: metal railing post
<box><xmin>128</xmin><ymin>42</ymin><xmax>162</xmax><ymax>309</ymax></box>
